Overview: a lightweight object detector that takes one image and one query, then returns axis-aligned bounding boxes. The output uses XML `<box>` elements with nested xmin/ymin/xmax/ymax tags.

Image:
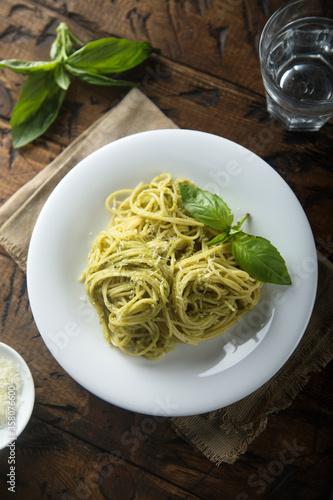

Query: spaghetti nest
<box><xmin>81</xmin><ymin>174</ymin><xmax>262</xmax><ymax>360</ymax></box>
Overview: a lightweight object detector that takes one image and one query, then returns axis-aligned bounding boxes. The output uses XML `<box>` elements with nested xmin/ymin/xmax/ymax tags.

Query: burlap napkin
<box><xmin>0</xmin><ymin>88</ymin><xmax>332</xmax><ymax>465</ymax></box>
<box><xmin>0</xmin><ymin>88</ymin><xmax>178</xmax><ymax>270</ymax></box>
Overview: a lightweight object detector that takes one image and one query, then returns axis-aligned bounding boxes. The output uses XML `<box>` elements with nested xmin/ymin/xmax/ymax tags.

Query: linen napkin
<box><xmin>0</xmin><ymin>88</ymin><xmax>332</xmax><ymax>465</ymax></box>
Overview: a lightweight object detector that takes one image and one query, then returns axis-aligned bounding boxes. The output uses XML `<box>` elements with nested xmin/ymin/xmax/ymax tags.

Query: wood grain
<box><xmin>0</xmin><ymin>0</ymin><xmax>332</xmax><ymax>499</ymax></box>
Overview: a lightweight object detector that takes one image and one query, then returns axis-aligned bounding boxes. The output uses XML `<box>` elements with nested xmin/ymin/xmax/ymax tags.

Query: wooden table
<box><xmin>0</xmin><ymin>1</ymin><xmax>332</xmax><ymax>498</ymax></box>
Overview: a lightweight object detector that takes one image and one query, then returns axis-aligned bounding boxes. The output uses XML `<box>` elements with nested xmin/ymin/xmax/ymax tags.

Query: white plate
<box><xmin>0</xmin><ymin>343</ymin><xmax>35</xmax><ymax>449</ymax></box>
<box><xmin>27</xmin><ymin>130</ymin><xmax>317</xmax><ymax>416</ymax></box>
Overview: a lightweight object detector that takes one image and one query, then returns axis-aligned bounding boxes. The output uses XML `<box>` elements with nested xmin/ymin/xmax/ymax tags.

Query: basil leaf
<box><xmin>65</xmin><ymin>64</ymin><xmax>137</xmax><ymax>86</ymax></box>
<box><xmin>67</xmin><ymin>38</ymin><xmax>155</xmax><ymax>74</ymax></box>
<box><xmin>54</xmin><ymin>63</ymin><xmax>71</xmax><ymax>89</ymax></box>
<box><xmin>179</xmin><ymin>183</ymin><xmax>233</xmax><ymax>231</ymax></box>
<box><xmin>50</xmin><ymin>30</ymin><xmax>66</xmax><ymax>61</ymax></box>
<box><xmin>207</xmin><ymin>232</ymin><xmax>229</xmax><ymax>246</ymax></box>
<box><xmin>230</xmin><ymin>226</ymin><xmax>244</xmax><ymax>237</ymax></box>
<box><xmin>207</xmin><ymin>226</ymin><xmax>243</xmax><ymax>246</ymax></box>
<box><xmin>0</xmin><ymin>59</ymin><xmax>57</xmax><ymax>74</ymax></box>
<box><xmin>230</xmin><ymin>233</ymin><xmax>292</xmax><ymax>284</ymax></box>
<box><xmin>50</xmin><ymin>22</ymin><xmax>82</xmax><ymax>61</ymax></box>
<box><xmin>10</xmin><ymin>71</ymin><xmax>66</xmax><ymax>148</ymax></box>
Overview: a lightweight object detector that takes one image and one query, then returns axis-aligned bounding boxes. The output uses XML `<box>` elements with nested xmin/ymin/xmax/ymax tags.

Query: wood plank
<box><xmin>1</xmin><ymin>0</ymin><xmax>332</xmax><ymax>253</ymax></box>
<box><xmin>0</xmin><ymin>0</ymin><xmax>332</xmax><ymax>498</ymax></box>
<box><xmin>1</xmin><ymin>50</ymin><xmax>332</xmax><ymax>247</ymax></box>
<box><xmin>0</xmin><ymin>0</ymin><xmax>262</xmax><ymax>92</ymax></box>
<box><xmin>0</xmin><ymin>415</ymin><xmax>203</xmax><ymax>499</ymax></box>
<box><xmin>0</xmin><ymin>0</ymin><xmax>295</xmax><ymax>99</ymax></box>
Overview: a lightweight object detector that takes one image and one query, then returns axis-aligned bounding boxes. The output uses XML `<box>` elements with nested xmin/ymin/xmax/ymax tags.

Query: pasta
<box><xmin>81</xmin><ymin>174</ymin><xmax>262</xmax><ymax>360</ymax></box>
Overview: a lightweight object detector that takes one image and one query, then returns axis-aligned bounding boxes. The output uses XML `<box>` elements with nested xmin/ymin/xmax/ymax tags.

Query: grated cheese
<box><xmin>0</xmin><ymin>359</ymin><xmax>23</xmax><ymax>429</ymax></box>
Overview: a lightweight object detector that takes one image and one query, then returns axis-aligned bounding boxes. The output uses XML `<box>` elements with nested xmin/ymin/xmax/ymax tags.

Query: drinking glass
<box><xmin>259</xmin><ymin>0</ymin><xmax>333</xmax><ymax>131</ymax></box>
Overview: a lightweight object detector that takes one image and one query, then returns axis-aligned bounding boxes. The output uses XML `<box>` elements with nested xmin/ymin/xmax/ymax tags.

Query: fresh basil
<box><xmin>0</xmin><ymin>60</ymin><xmax>57</xmax><ymax>74</ymax></box>
<box><xmin>10</xmin><ymin>71</ymin><xmax>66</xmax><ymax>148</ymax></box>
<box><xmin>231</xmin><ymin>233</ymin><xmax>292</xmax><ymax>285</ymax></box>
<box><xmin>206</xmin><ymin>231</ymin><xmax>230</xmax><ymax>246</ymax></box>
<box><xmin>65</xmin><ymin>64</ymin><xmax>137</xmax><ymax>87</ymax></box>
<box><xmin>50</xmin><ymin>22</ymin><xmax>83</xmax><ymax>61</ymax></box>
<box><xmin>207</xmin><ymin>225</ymin><xmax>244</xmax><ymax>246</ymax></box>
<box><xmin>0</xmin><ymin>22</ymin><xmax>157</xmax><ymax>147</ymax></box>
<box><xmin>66</xmin><ymin>38</ymin><xmax>155</xmax><ymax>74</ymax></box>
<box><xmin>179</xmin><ymin>182</ymin><xmax>291</xmax><ymax>285</ymax></box>
<box><xmin>179</xmin><ymin>182</ymin><xmax>233</xmax><ymax>231</ymax></box>
<box><xmin>54</xmin><ymin>63</ymin><xmax>71</xmax><ymax>90</ymax></box>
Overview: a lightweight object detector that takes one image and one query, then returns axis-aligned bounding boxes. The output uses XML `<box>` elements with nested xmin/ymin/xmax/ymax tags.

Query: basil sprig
<box><xmin>0</xmin><ymin>23</ymin><xmax>156</xmax><ymax>148</ymax></box>
<box><xmin>179</xmin><ymin>183</ymin><xmax>292</xmax><ymax>285</ymax></box>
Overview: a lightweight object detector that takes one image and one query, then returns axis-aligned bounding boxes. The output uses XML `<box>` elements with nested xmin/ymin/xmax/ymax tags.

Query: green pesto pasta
<box><xmin>80</xmin><ymin>174</ymin><xmax>262</xmax><ymax>360</ymax></box>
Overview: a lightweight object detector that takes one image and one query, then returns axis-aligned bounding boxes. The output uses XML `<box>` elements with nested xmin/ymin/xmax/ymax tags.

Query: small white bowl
<box><xmin>0</xmin><ymin>343</ymin><xmax>35</xmax><ymax>450</ymax></box>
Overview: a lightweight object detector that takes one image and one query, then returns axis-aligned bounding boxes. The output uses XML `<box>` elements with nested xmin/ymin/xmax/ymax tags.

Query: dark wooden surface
<box><xmin>0</xmin><ymin>1</ymin><xmax>332</xmax><ymax>499</ymax></box>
